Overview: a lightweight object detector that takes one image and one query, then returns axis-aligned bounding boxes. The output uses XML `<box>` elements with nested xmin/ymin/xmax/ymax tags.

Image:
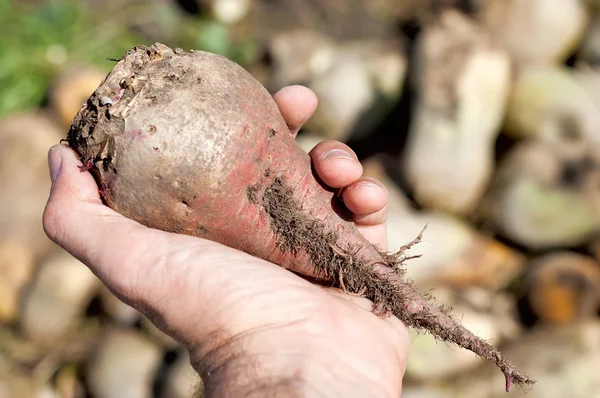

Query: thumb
<box><xmin>43</xmin><ymin>144</ymin><xmax>179</xmax><ymax>305</ymax></box>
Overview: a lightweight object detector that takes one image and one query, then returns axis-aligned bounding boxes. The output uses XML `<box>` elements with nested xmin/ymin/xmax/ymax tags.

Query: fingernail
<box><xmin>354</xmin><ymin>178</ymin><xmax>382</xmax><ymax>191</ymax></box>
<box><xmin>48</xmin><ymin>148</ymin><xmax>62</xmax><ymax>182</ymax></box>
<box><xmin>323</xmin><ymin>149</ymin><xmax>356</xmax><ymax>161</ymax></box>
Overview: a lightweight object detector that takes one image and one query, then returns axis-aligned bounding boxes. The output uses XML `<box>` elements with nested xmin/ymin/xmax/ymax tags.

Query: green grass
<box><xmin>0</xmin><ymin>0</ymin><xmax>144</xmax><ymax>119</ymax></box>
<box><xmin>187</xmin><ymin>19</ymin><xmax>259</xmax><ymax>65</ymax></box>
<box><xmin>0</xmin><ymin>0</ymin><xmax>259</xmax><ymax>119</ymax></box>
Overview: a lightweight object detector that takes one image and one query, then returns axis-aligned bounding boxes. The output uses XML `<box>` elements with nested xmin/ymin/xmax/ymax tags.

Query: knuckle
<box><xmin>42</xmin><ymin>201</ymin><xmax>63</xmax><ymax>243</ymax></box>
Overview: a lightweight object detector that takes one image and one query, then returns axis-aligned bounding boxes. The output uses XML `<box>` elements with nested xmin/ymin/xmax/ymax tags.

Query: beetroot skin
<box><xmin>67</xmin><ymin>43</ymin><xmax>534</xmax><ymax>391</ymax></box>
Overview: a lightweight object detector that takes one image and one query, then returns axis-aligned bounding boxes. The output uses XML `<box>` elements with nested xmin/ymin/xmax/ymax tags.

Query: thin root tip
<box><xmin>505</xmin><ymin>371</ymin><xmax>536</xmax><ymax>392</ymax></box>
<box><xmin>505</xmin><ymin>375</ymin><xmax>512</xmax><ymax>392</ymax></box>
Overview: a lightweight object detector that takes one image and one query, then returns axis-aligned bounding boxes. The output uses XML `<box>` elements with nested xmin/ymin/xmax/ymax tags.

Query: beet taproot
<box><xmin>66</xmin><ymin>43</ymin><xmax>534</xmax><ymax>391</ymax></box>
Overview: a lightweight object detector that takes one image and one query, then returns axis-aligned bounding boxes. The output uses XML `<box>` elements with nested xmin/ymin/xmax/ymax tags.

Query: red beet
<box><xmin>67</xmin><ymin>43</ymin><xmax>534</xmax><ymax>391</ymax></box>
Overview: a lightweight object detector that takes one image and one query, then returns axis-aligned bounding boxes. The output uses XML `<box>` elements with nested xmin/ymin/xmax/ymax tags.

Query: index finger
<box><xmin>272</xmin><ymin>85</ymin><xmax>318</xmax><ymax>136</ymax></box>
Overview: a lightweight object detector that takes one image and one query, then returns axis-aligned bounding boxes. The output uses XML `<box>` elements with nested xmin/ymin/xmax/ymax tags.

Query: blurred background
<box><xmin>2</xmin><ymin>0</ymin><xmax>600</xmax><ymax>397</ymax></box>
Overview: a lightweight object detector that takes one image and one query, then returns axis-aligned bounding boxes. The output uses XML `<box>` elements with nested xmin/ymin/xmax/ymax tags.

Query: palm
<box><xmin>159</xmin><ymin>234</ymin><xmax>409</xmax><ymax>377</ymax></box>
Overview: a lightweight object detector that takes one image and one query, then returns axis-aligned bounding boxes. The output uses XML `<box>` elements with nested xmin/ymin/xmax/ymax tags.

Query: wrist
<box><xmin>189</xmin><ymin>325</ymin><xmax>402</xmax><ymax>397</ymax></box>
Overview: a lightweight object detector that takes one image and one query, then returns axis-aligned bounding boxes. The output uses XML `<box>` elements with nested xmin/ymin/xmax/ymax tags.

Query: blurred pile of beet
<box><xmin>2</xmin><ymin>0</ymin><xmax>600</xmax><ymax>397</ymax></box>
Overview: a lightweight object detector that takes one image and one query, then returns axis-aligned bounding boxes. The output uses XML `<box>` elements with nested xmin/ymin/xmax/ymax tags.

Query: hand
<box><xmin>43</xmin><ymin>85</ymin><xmax>409</xmax><ymax>397</ymax></box>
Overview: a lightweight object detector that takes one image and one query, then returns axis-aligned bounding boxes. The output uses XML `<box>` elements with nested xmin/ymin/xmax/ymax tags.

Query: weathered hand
<box><xmin>43</xmin><ymin>85</ymin><xmax>409</xmax><ymax>397</ymax></box>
